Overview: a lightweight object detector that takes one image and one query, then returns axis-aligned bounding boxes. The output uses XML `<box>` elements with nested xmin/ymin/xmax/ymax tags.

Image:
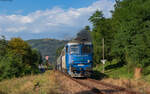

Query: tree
<box><xmin>89</xmin><ymin>0</ymin><xmax>150</xmax><ymax>77</ymax></box>
<box><xmin>75</xmin><ymin>26</ymin><xmax>92</xmax><ymax>42</ymax></box>
<box><xmin>8</xmin><ymin>38</ymin><xmax>31</xmax><ymax>56</ymax></box>
<box><xmin>89</xmin><ymin>11</ymin><xmax>114</xmax><ymax>64</ymax></box>
<box><xmin>84</xmin><ymin>26</ymin><xmax>90</xmax><ymax>31</ymax></box>
<box><xmin>112</xmin><ymin>0</ymin><xmax>150</xmax><ymax>69</ymax></box>
<box><xmin>0</xmin><ymin>36</ymin><xmax>8</xmax><ymax>58</ymax></box>
<box><xmin>0</xmin><ymin>37</ymin><xmax>42</xmax><ymax>80</ymax></box>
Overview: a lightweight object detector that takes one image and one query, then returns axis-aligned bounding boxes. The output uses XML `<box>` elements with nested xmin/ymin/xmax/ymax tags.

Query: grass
<box><xmin>93</xmin><ymin>59</ymin><xmax>150</xmax><ymax>93</ymax></box>
<box><xmin>0</xmin><ymin>70</ymin><xmax>60</xmax><ymax>94</ymax></box>
<box><xmin>93</xmin><ymin>59</ymin><xmax>134</xmax><ymax>79</ymax></box>
<box><xmin>94</xmin><ymin>59</ymin><xmax>150</xmax><ymax>81</ymax></box>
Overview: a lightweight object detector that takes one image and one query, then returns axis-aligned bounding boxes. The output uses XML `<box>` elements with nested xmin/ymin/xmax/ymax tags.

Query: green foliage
<box><xmin>93</xmin><ymin>60</ymin><xmax>134</xmax><ymax>79</ymax></box>
<box><xmin>0</xmin><ymin>36</ymin><xmax>8</xmax><ymax>59</ymax></box>
<box><xmin>112</xmin><ymin>0</ymin><xmax>150</xmax><ymax>68</ymax></box>
<box><xmin>89</xmin><ymin>11</ymin><xmax>114</xmax><ymax>64</ymax></box>
<box><xmin>56</xmin><ymin>46</ymin><xmax>64</xmax><ymax>58</ymax></box>
<box><xmin>0</xmin><ymin>37</ymin><xmax>42</xmax><ymax>81</ymax></box>
<box><xmin>84</xmin><ymin>25</ymin><xmax>90</xmax><ymax>31</ymax></box>
<box><xmin>75</xmin><ymin>26</ymin><xmax>92</xmax><ymax>42</ymax></box>
<box><xmin>90</xmin><ymin>0</ymin><xmax>150</xmax><ymax>76</ymax></box>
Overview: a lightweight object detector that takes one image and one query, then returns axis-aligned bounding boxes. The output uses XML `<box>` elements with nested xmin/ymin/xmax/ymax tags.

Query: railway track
<box><xmin>86</xmin><ymin>78</ymin><xmax>142</xmax><ymax>94</ymax></box>
<box><xmin>57</xmin><ymin>71</ymin><xmax>142</xmax><ymax>94</ymax></box>
<box><xmin>57</xmin><ymin>70</ymin><xmax>102</xmax><ymax>94</ymax></box>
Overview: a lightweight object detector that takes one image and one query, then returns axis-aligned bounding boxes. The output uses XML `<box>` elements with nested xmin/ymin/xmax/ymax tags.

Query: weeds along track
<box><xmin>57</xmin><ymin>71</ymin><xmax>142</xmax><ymax>94</ymax></box>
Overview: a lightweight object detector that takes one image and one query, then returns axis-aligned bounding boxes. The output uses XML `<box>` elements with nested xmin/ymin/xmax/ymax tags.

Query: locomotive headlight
<box><xmin>87</xmin><ymin>60</ymin><xmax>90</xmax><ymax>63</ymax></box>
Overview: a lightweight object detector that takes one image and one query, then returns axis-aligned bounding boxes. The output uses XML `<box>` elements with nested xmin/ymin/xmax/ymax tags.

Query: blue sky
<box><xmin>0</xmin><ymin>0</ymin><xmax>115</xmax><ymax>40</ymax></box>
<box><xmin>0</xmin><ymin>0</ymin><xmax>98</xmax><ymax>15</ymax></box>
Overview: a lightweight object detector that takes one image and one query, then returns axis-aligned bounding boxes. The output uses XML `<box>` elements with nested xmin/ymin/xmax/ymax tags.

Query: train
<box><xmin>56</xmin><ymin>40</ymin><xmax>93</xmax><ymax>77</ymax></box>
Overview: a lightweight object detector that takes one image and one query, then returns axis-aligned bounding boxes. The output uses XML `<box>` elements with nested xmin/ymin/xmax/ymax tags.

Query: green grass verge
<box><xmin>93</xmin><ymin>59</ymin><xmax>134</xmax><ymax>79</ymax></box>
<box><xmin>93</xmin><ymin>59</ymin><xmax>150</xmax><ymax>83</ymax></box>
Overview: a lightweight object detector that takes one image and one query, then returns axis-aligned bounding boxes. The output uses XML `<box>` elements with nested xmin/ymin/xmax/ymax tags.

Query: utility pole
<box><xmin>101</xmin><ymin>38</ymin><xmax>106</xmax><ymax>73</ymax></box>
<box><xmin>102</xmin><ymin>38</ymin><xmax>104</xmax><ymax>60</ymax></box>
<box><xmin>102</xmin><ymin>38</ymin><xmax>104</xmax><ymax>73</ymax></box>
<box><xmin>93</xmin><ymin>16</ymin><xmax>106</xmax><ymax>73</ymax></box>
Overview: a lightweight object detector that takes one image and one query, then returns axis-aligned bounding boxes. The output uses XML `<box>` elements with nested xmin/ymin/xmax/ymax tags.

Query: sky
<box><xmin>0</xmin><ymin>0</ymin><xmax>115</xmax><ymax>40</ymax></box>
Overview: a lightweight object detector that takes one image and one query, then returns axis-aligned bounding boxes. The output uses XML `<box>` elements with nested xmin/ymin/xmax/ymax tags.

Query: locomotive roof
<box><xmin>69</xmin><ymin>39</ymin><xmax>91</xmax><ymax>43</ymax></box>
<box><xmin>67</xmin><ymin>40</ymin><xmax>92</xmax><ymax>45</ymax></box>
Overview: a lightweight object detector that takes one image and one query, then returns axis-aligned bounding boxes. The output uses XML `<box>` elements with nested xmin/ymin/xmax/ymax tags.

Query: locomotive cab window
<box><xmin>82</xmin><ymin>45</ymin><xmax>92</xmax><ymax>54</ymax></box>
<box><xmin>70</xmin><ymin>45</ymin><xmax>80</xmax><ymax>54</ymax></box>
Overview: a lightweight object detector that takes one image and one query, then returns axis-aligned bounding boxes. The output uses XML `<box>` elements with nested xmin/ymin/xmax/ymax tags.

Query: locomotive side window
<box><xmin>70</xmin><ymin>45</ymin><xmax>80</xmax><ymax>54</ymax></box>
<box><xmin>82</xmin><ymin>45</ymin><xmax>92</xmax><ymax>54</ymax></box>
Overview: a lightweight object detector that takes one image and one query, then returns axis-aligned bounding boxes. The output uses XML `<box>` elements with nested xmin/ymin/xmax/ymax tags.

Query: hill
<box><xmin>27</xmin><ymin>39</ymin><xmax>68</xmax><ymax>63</ymax></box>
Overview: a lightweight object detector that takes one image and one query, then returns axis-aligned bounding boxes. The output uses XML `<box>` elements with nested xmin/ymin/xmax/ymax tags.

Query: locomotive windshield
<box><xmin>70</xmin><ymin>45</ymin><xmax>80</xmax><ymax>54</ymax></box>
<box><xmin>82</xmin><ymin>45</ymin><xmax>92</xmax><ymax>54</ymax></box>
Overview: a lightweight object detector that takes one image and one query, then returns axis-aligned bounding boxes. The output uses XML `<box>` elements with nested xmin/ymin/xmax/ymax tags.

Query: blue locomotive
<box><xmin>57</xmin><ymin>40</ymin><xmax>93</xmax><ymax>77</ymax></box>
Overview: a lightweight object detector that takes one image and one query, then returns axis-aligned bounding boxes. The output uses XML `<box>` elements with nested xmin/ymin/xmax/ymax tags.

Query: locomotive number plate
<box><xmin>78</xmin><ymin>64</ymin><xmax>84</xmax><ymax>66</ymax></box>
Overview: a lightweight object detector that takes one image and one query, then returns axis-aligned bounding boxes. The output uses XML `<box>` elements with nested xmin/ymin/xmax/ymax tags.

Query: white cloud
<box><xmin>0</xmin><ymin>0</ymin><xmax>115</xmax><ymax>40</ymax></box>
<box><xmin>0</xmin><ymin>28</ymin><xmax>2</xmax><ymax>32</ymax></box>
<box><xmin>6</xmin><ymin>27</ymin><xmax>27</xmax><ymax>32</ymax></box>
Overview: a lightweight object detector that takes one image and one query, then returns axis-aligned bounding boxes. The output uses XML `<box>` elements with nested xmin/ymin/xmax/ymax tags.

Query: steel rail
<box><xmin>56</xmin><ymin>70</ymin><xmax>142</xmax><ymax>94</ymax></box>
<box><xmin>57</xmin><ymin>70</ymin><xmax>103</xmax><ymax>94</ymax></box>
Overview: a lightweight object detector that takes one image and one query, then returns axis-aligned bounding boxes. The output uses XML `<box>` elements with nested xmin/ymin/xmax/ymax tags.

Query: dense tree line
<box><xmin>0</xmin><ymin>37</ymin><xmax>42</xmax><ymax>81</ymax></box>
<box><xmin>89</xmin><ymin>0</ymin><xmax>150</xmax><ymax>73</ymax></box>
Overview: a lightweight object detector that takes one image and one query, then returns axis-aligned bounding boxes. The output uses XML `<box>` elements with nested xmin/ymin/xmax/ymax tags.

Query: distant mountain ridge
<box><xmin>27</xmin><ymin>38</ymin><xmax>68</xmax><ymax>63</ymax></box>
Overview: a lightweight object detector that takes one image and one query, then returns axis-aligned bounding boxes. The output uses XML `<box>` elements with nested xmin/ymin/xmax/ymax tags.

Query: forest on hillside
<box><xmin>27</xmin><ymin>39</ymin><xmax>68</xmax><ymax>63</ymax></box>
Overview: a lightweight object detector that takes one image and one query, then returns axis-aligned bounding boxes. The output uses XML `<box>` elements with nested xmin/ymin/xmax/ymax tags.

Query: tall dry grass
<box><xmin>101</xmin><ymin>78</ymin><xmax>150</xmax><ymax>94</ymax></box>
<box><xmin>0</xmin><ymin>70</ymin><xmax>61</xmax><ymax>94</ymax></box>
